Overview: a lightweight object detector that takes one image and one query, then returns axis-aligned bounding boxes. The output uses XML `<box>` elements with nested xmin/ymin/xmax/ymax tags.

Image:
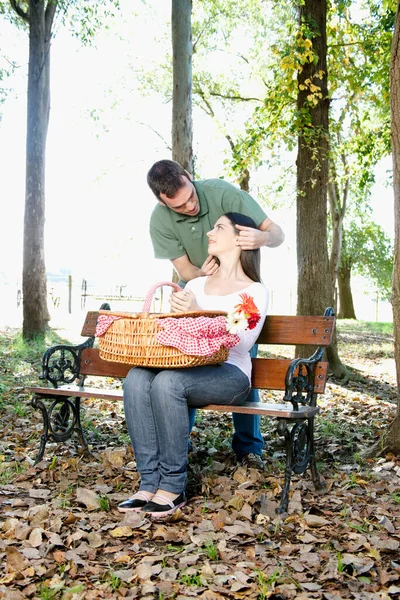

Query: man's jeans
<box><xmin>188</xmin><ymin>345</ymin><xmax>264</xmax><ymax>458</ymax></box>
<box><xmin>123</xmin><ymin>363</ymin><xmax>250</xmax><ymax>494</ymax></box>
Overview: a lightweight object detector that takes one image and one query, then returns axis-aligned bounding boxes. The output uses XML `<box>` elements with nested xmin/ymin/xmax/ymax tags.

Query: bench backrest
<box><xmin>79</xmin><ymin>311</ymin><xmax>335</xmax><ymax>393</ymax></box>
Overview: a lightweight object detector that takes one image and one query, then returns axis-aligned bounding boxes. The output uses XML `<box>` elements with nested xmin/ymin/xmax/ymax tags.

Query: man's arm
<box><xmin>171</xmin><ymin>254</ymin><xmax>219</xmax><ymax>283</ymax></box>
<box><xmin>236</xmin><ymin>217</ymin><xmax>285</xmax><ymax>250</ymax></box>
<box><xmin>259</xmin><ymin>217</ymin><xmax>285</xmax><ymax>247</ymax></box>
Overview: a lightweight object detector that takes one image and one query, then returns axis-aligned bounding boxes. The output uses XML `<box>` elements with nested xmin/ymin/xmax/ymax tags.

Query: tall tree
<box><xmin>295</xmin><ymin>6</ymin><xmax>331</xmax><ymax>309</ymax></box>
<box><xmin>367</xmin><ymin>0</ymin><xmax>400</xmax><ymax>456</ymax></box>
<box><xmin>9</xmin><ymin>0</ymin><xmax>56</xmax><ymax>339</ymax></box>
<box><xmin>338</xmin><ymin>220</ymin><xmax>393</xmax><ymax>319</ymax></box>
<box><xmin>7</xmin><ymin>0</ymin><xmax>119</xmax><ymax>339</ymax></box>
<box><xmin>327</xmin><ymin>1</ymin><xmax>394</xmax><ymax>305</ymax></box>
<box><xmin>171</xmin><ymin>0</ymin><xmax>193</xmax><ymax>174</ymax></box>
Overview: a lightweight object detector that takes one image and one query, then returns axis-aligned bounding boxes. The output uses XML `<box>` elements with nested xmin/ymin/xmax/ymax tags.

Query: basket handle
<box><xmin>142</xmin><ymin>281</ymin><xmax>182</xmax><ymax>313</ymax></box>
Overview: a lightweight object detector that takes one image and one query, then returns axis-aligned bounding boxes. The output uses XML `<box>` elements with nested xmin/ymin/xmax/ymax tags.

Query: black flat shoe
<box><xmin>141</xmin><ymin>492</ymin><xmax>187</xmax><ymax>519</ymax></box>
<box><xmin>117</xmin><ymin>491</ymin><xmax>154</xmax><ymax>513</ymax></box>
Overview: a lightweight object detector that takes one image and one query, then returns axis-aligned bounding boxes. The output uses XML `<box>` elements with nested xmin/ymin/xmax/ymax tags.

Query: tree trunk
<box><xmin>338</xmin><ymin>263</ymin><xmax>357</xmax><ymax>319</ymax></box>
<box><xmin>171</xmin><ymin>0</ymin><xmax>193</xmax><ymax>174</ymax></box>
<box><xmin>328</xmin><ymin>162</ymin><xmax>348</xmax><ymax>310</ymax></box>
<box><xmin>296</xmin><ymin>0</ymin><xmax>347</xmax><ymax>377</ymax></box>
<box><xmin>366</xmin><ymin>1</ymin><xmax>400</xmax><ymax>457</ymax></box>
<box><xmin>296</xmin><ymin>0</ymin><xmax>331</xmax><ymax>318</ymax></box>
<box><xmin>21</xmin><ymin>0</ymin><xmax>57</xmax><ymax>339</ymax></box>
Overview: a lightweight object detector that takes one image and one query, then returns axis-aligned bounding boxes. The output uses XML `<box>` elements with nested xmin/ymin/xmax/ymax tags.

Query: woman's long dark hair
<box><xmin>224</xmin><ymin>212</ymin><xmax>262</xmax><ymax>283</ymax></box>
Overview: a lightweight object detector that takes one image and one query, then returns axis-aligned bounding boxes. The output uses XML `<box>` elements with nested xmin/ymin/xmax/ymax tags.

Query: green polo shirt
<box><xmin>149</xmin><ymin>179</ymin><xmax>267</xmax><ymax>269</ymax></box>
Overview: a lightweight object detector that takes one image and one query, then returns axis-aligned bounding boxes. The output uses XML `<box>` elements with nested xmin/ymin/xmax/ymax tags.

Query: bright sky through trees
<box><xmin>0</xmin><ymin>0</ymin><xmax>394</xmax><ymax>317</ymax></box>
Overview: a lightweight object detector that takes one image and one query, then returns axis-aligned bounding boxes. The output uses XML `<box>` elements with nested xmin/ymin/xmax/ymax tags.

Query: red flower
<box><xmin>247</xmin><ymin>314</ymin><xmax>261</xmax><ymax>330</ymax></box>
<box><xmin>233</xmin><ymin>293</ymin><xmax>260</xmax><ymax>330</ymax></box>
<box><xmin>235</xmin><ymin>293</ymin><xmax>259</xmax><ymax>316</ymax></box>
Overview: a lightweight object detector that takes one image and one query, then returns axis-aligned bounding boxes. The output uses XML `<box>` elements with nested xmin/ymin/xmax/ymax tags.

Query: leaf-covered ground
<box><xmin>0</xmin><ymin>321</ymin><xmax>399</xmax><ymax>600</ymax></box>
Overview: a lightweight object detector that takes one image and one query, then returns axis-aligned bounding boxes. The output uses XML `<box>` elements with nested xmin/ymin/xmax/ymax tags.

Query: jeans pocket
<box><xmin>228</xmin><ymin>384</ymin><xmax>251</xmax><ymax>406</ymax></box>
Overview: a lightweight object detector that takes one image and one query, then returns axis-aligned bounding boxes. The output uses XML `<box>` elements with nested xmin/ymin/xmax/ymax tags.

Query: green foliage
<box><xmin>340</xmin><ymin>219</ymin><xmax>393</xmax><ymax>299</ymax></box>
<box><xmin>328</xmin><ymin>0</ymin><xmax>394</xmax><ymax>210</ymax></box>
<box><xmin>203</xmin><ymin>540</ymin><xmax>219</xmax><ymax>561</ymax></box>
<box><xmin>179</xmin><ymin>570</ymin><xmax>204</xmax><ymax>586</ymax></box>
<box><xmin>98</xmin><ymin>495</ymin><xmax>111</xmax><ymax>511</ymax></box>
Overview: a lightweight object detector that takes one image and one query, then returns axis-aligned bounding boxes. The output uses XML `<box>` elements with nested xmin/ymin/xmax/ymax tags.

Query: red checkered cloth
<box><xmin>156</xmin><ymin>316</ymin><xmax>240</xmax><ymax>357</ymax></box>
<box><xmin>95</xmin><ymin>314</ymin><xmax>122</xmax><ymax>337</ymax></box>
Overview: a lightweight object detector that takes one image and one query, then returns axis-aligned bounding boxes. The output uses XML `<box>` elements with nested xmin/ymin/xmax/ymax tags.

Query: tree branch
<box><xmin>9</xmin><ymin>0</ymin><xmax>29</xmax><ymax>22</ymax></box>
<box><xmin>137</xmin><ymin>122</ymin><xmax>171</xmax><ymax>151</ymax></box>
<box><xmin>209</xmin><ymin>91</ymin><xmax>262</xmax><ymax>103</ymax></box>
<box><xmin>45</xmin><ymin>0</ymin><xmax>59</xmax><ymax>39</ymax></box>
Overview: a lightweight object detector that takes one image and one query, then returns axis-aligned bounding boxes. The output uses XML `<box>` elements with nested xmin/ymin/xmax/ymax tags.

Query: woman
<box><xmin>118</xmin><ymin>213</ymin><xmax>269</xmax><ymax>518</ymax></box>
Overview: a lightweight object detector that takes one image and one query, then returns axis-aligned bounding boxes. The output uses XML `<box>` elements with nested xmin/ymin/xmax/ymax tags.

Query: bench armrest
<box><xmin>283</xmin><ymin>348</ymin><xmax>325</xmax><ymax>410</ymax></box>
<box><xmin>40</xmin><ymin>337</ymin><xmax>95</xmax><ymax>388</ymax></box>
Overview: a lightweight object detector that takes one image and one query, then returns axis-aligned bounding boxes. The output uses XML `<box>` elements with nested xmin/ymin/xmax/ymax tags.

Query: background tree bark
<box><xmin>296</xmin><ymin>0</ymin><xmax>331</xmax><ymax>318</ymax></box>
<box><xmin>366</xmin><ymin>1</ymin><xmax>400</xmax><ymax>456</ymax></box>
<box><xmin>171</xmin><ymin>0</ymin><xmax>193</xmax><ymax>174</ymax></box>
<box><xmin>295</xmin><ymin>0</ymin><xmax>347</xmax><ymax>377</ymax></box>
<box><xmin>337</xmin><ymin>262</ymin><xmax>357</xmax><ymax>319</ymax></box>
<box><xmin>14</xmin><ymin>0</ymin><xmax>57</xmax><ymax>339</ymax></box>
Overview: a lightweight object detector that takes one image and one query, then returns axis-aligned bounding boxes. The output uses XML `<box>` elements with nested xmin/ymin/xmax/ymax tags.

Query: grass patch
<box><xmin>337</xmin><ymin>320</ymin><xmax>393</xmax><ymax>336</ymax></box>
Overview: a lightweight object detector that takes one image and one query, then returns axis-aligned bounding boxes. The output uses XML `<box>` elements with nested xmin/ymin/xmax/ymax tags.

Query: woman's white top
<box><xmin>186</xmin><ymin>277</ymin><xmax>269</xmax><ymax>382</ymax></box>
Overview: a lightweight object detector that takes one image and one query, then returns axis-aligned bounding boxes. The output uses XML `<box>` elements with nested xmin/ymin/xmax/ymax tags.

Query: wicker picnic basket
<box><xmin>97</xmin><ymin>281</ymin><xmax>230</xmax><ymax>368</ymax></box>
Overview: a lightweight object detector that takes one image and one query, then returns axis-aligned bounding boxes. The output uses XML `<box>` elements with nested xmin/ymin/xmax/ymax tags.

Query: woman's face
<box><xmin>207</xmin><ymin>216</ymin><xmax>237</xmax><ymax>255</ymax></box>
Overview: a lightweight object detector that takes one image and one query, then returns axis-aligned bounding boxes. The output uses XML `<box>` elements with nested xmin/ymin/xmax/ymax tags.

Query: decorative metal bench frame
<box><xmin>26</xmin><ymin>307</ymin><xmax>335</xmax><ymax>514</ymax></box>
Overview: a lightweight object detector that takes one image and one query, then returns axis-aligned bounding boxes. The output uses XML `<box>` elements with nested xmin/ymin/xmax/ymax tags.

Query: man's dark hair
<box><xmin>147</xmin><ymin>159</ymin><xmax>191</xmax><ymax>200</ymax></box>
<box><xmin>224</xmin><ymin>212</ymin><xmax>262</xmax><ymax>283</ymax></box>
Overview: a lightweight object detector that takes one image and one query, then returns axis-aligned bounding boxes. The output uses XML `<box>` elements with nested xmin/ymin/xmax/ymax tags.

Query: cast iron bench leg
<box><xmin>277</xmin><ymin>416</ymin><xmax>321</xmax><ymax>513</ymax></box>
<box><xmin>31</xmin><ymin>394</ymin><xmax>92</xmax><ymax>463</ymax></box>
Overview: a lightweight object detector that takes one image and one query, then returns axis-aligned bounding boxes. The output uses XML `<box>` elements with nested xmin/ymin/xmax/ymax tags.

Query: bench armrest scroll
<box><xmin>40</xmin><ymin>337</ymin><xmax>95</xmax><ymax>388</ymax></box>
<box><xmin>284</xmin><ymin>349</ymin><xmax>325</xmax><ymax>410</ymax></box>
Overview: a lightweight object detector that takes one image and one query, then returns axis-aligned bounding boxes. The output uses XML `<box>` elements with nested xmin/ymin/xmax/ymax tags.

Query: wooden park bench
<box><xmin>26</xmin><ymin>307</ymin><xmax>335</xmax><ymax>513</ymax></box>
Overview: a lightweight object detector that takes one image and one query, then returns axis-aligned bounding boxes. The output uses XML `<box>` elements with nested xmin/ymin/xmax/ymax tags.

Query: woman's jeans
<box><xmin>123</xmin><ymin>363</ymin><xmax>250</xmax><ymax>494</ymax></box>
<box><xmin>188</xmin><ymin>344</ymin><xmax>263</xmax><ymax>458</ymax></box>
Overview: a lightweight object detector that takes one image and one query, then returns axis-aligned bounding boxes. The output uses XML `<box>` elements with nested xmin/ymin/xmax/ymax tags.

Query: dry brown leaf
<box><xmin>223</xmin><ymin>521</ymin><xmax>255</xmax><ymax>537</ymax></box>
<box><xmin>304</xmin><ymin>513</ymin><xmax>331</xmax><ymax>527</ymax></box>
<box><xmin>103</xmin><ymin>447</ymin><xmax>126</xmax><ymax>467</ymax></box>
<box><xmin>115</xmin><ymin>554</ymin><xmax>132</xmax><ymax>564</ymax></box>
<box><xmin>238</xmin><ymin>502</ymin><xmax>253</xmax><ymax>520</ymax></box>
<box><xmin>6</xmin><ymin>547</ymin><xmax>28</xmax><ymax>572</ymax></box>
<box><xmin>75</xmin><ymin>487</ymin><xmax>101</xmax><ymax>511</ymax></box>
<box><xmin>109</xmin><ymin>526</ymin><xmax>134</xmax><ymax>538</ymax></box>
<box><xmin>136</xmin><ymin>562</ymin><xmax>153</xmax><ymax>581</ymax></box>
<box><xmin>87</xmin><ymin>531</ymin><xmax>104</xmax><ymax>548</ymax></box>
<box><xmin>378</xmin><ymin>515</ymin><xmax>395</xmax><ymax>533</ymax></box>
<box><xmin>52</xmin><ymin>550</ymin><xmax>66</xmax><ymax>563</ymax></box>
<box><xmin>63</xmin><ymin>512</ymin><xmax>79</xmax><ymax>525</ymax></box>
<box><xmin>158</xmin><ymin>567</ymin><xmax>179</xmax><ymax>581</ymax></box>
<box><xmin>28</xmin><ymin>527</ymin><xmax>43</xmax><ymax>548</ymax></box>
<box><xmin>29</xmin><ymin>488</ymin><xmax>51</xmax><ymax>499</ymax></box>
<box><xmin>26</xmin><ymin>505</ymin><xmax>49</xmax><ymax>527</ymax></box>
<box><xmin>227</xmin><ymin>495</ymin><xmax>244</xmax><ymax>510</ymax></box>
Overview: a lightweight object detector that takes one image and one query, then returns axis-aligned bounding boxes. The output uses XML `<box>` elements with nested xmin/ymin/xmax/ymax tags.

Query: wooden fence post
<box><xmin>68</xmin><ymin>275</ymin><xmax>72</xmax><ymax>314</ymax></box>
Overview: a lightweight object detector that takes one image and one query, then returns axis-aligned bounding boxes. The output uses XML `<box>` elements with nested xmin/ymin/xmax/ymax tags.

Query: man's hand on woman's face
<box><xmin>235</xmin><ymin>225</ymin><xmax>267</xmax><ymax>250</ymax></box>
<box><xmin>200</xmin><ymin>255</ymin><xmax>219</xmax><ymax>276</ymax></box>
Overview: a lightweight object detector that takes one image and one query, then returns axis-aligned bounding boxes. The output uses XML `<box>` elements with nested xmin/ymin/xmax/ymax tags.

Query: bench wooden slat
<box><xmin>256</xmin><ymin>315</ymin><xmax>334</xmax><ymax>346</ymax></box>
<box><xmin>77</xmin><ymin>348</ymin><xmax>328</xmax><ymax>392</ymax></box>
<box><xmin>81</xmin><ymin>311</ymin><xmax>335</xmax><ymax>347</ymax></box>
<box><xmin>25</xmin><ymin>385</ymin><xmax>319</xmax><ymax>419</ymax></box>
<box><xmin>251</xmin><ymin>359</ymin><xmax>328</xmax><ymax>393</ymax></box>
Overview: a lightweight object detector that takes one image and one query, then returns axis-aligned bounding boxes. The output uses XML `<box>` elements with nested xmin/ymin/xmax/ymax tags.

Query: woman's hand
<box><xmin>169</xmin><ymin>289</ymin><xmax>200</xmax><ymax>313</ymax></box>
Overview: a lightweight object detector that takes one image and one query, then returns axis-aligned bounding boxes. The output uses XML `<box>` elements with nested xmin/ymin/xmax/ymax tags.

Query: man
<box><xmin>147</xmin><ymin>159</ymin><xmax>285</xmax><ymax>469</ymax></box>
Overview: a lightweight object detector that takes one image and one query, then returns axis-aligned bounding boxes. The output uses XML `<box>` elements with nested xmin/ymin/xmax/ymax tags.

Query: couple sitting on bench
<box><xmin>118</xmin><ymin>212</ymin><xmax>269</xmax><ymax>518</ymax></box>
